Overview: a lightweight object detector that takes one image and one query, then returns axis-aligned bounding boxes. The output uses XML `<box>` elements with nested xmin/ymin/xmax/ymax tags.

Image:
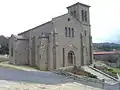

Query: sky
<box><xmin>0</xmin><ymin>0</ymin><xmax>120</xmax><ymax>43</ymax></box>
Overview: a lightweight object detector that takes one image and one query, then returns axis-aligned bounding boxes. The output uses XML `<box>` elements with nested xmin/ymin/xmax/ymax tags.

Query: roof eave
<box><xmin>67</xmin><ymin>2</ymin><xmax>90</xmax><ymax>9</ymax></box>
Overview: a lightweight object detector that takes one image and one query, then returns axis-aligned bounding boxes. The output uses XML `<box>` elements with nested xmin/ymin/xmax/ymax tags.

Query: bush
<box><xmin>107</xmin><ymin>68</ymin><xmax>113</xmax><ymax>72</ymax></box>
<box><xmin>87</xmin><ymin>73</ymin><xmax>97</xmax><ymax>79</ymax></box>
<box><xmin>0</xmin><ymin>44</ymin><xmax>9</xmax><ymax>54</ymax></box>
<box><xmin>111</xmin><ymin>71</ymin><xmax>117</xmax><ymax>74</ymax></box>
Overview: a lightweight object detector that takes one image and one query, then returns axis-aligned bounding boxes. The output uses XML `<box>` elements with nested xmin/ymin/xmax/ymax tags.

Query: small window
<box><xmin>81</xmin><ymin>10</ymin><xmax>87</xmax><ymax>22</ymax></box>
<box><xmin>85</xmin><ymin>11</ymin><xmax>87</xmax><ymax>22</ymax></box>
<box><xmin>65</xmin><ymin>27</ymin><xmax>75</xmax><ymax>38</ymax></box>
<box><xmin>81</xmin><ymin>10</ymin><xmax>84</xmax><ymax>21</ymax></box>
<box><xmin>11</xmin><ymin>48</ymin><xmax>13</xmax><ymax>56</ymax></box>
<box><xmin>84</xmin><ymin>30</ymin><xmax>87</xmax><ymax>36</ymax></box>
<box><xmin>68</xmin><ymin>27</ymin><xmax>71</xmax><ymax>37</ymax></box>
<box><xmin>74</xmin><ymin>10</ymin><xmax>76</xmax><ymax>17</ymax></box>
<box><xmin>70</xmin><ymin>12</ymin><xmax>73</xmax><ymax>16</ymax></box>
<box><xmin>65</xmin><ymin>27</ymin><xmax>67</xmax><ymax>37</ymax></box>
<box><xmin>72</xmin><ymin>28</ymin><xmax>74</xmax><ymax>37</ymax></box>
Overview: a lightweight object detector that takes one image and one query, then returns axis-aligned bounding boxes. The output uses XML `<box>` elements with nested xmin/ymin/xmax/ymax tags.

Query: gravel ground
<box><xmin>0</xmin><ymin>67</ymin><xmax>102</xmax><ymax>90</ymax></box>
<box><xmin>0</xmin><ymin>80</ymin><xmax>102</xmax><ymax>90</ymax></box>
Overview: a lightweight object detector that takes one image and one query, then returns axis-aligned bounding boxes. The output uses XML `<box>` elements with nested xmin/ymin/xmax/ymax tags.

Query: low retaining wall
<box><xmin>53</xmin><ymin>66</ymin><xmax>120</xmax><ymax>90</ymax></box>
<box><xmin>54</xmin><ymin>67</ymin><xmax>104</xmax><ymax>89</ymax></box>
<box><xmin>89</xmin><ymin>66</ymin><xmax>118</xmax><ymax>81</ymax></box>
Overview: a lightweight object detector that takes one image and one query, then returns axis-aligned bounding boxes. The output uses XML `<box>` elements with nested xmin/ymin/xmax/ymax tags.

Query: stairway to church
<box><xmin>82</xmin><ymin>66</ymin><xmax>118</xmax><ymax>85</ymax></box>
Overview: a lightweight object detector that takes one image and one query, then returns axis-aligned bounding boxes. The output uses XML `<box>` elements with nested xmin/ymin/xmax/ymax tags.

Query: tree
<box><xmin>0</xmin><ymin>44</ymin><xmax>9</xmax><ymax>54</ymax></box>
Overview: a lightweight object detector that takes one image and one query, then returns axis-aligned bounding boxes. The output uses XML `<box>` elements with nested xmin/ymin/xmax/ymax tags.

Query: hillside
<box><xmin>93</xmin><ymin>43</ymin><xmax>120</xmax><ymax>51</ymax></box>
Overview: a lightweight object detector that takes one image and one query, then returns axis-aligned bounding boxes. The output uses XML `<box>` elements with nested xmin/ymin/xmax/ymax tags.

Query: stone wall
<box><xmin>53</xmin><ymin>66</ymin><xmax>120</xmax><ymax>90</ymax></box>
<box><xmin>54</xmin><ymin>66</ymin><xmax>104</xmax><ymax>89</ymax></box>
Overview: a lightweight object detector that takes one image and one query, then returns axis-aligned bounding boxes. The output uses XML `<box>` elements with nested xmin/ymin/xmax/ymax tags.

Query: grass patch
<box><xmin>0</xmin><ymin>57</ymin><xmax>9</xmax><ymax>62</ymax></box>
<box><xmin>110</xmin><ymin>67</ymin><xmax>120</xmax><ymax>74</ymax></box>
<box><xmin>0</xmin><ymin>61</ymin><xmax>39</xmax><ymax>71</ymax></box>
<box><xmin>0</xmin><ymin>55</ymin><xmax>40</xmax><ymax>71</ymax></box>
<box><xmin>94</xmin><ymin>65</ymin><xmax>118</xmax><ymax>78</ymax></box>
<box><xmin>66</xmin><ymin>66</ymin><xmax>97</xmax><ymax>79</ymax></box>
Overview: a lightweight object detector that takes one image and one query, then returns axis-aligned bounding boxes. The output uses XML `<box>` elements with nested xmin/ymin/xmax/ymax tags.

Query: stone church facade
<box><xmin>9</xmin><ymin>2</ymin><xmax>93</xmax><ymax>70</ymax></box>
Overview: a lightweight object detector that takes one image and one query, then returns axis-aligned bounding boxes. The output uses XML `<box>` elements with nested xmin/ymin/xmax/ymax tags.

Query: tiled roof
<box><xmin>18</xmin><ymin>21</ymin><xmax>51</xmax><ymax>35</ymax></box>
<box><xmin>93</xmin><ymin>51</ymin><xmax>120</xmax><ymax>55</ymax></box>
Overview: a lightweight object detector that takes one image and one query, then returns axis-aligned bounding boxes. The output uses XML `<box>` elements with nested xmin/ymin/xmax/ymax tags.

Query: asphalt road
<box><xmin>0</xmin><ymin>67</ymin><xmax>102</xmax><ymax>90</ymax></box>
<box><xmin>0</xmin><ymin>67</ymin><xmax>74</xmax><ymax>84</ymax></box>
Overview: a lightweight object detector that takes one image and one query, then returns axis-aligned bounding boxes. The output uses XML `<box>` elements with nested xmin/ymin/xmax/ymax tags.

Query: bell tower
<box><xmin>67</xmin><ymin>2</ymin><xmax>90</xmax><ymax>25</ymax></box>
<box><xmin>67</xmin><ymin>2</ymin><xmax>92</xmax><ymax>65</ymax></box>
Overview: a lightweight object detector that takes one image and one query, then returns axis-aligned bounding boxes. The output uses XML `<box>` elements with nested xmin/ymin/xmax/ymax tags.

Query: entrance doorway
<box><xmin>68</xmin><ymin>51</ymin><xmax>75</xmax><ymax>66</ymax></box>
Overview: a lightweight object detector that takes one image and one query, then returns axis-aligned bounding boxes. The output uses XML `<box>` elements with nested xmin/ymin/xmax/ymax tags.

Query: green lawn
<box><xmin>0</xmin><ymin>57</ymin><xmax>9</xmax><ymax>62</ymax></box>
<box><xmin>110</xmin><ymin>67</ymin><xmax>120</xmax><ymax>74</ymax></box>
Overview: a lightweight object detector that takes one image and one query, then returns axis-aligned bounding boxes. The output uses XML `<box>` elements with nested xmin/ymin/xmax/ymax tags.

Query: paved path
<box><xmin>0</xmin><ymin>67</ymin><xmax>102</xmax><ymax>90</ymax></box>
<box><xmin>83</xmin><ymin>66</ymin><xmax>117</xmax><ymax>84</ymax></box>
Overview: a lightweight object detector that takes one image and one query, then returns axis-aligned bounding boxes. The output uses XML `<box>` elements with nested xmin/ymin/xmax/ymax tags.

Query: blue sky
<box><xmin>0</xmin><ymin>0</ymin><xmax>120</xmax><ymax>43</ymax></box>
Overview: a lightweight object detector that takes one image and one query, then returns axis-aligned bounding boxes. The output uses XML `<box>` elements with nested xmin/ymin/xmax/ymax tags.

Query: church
<box><xmin>9</xmin><ymin>2</ymin><xmax>93</xmax><ymax>70</ymax></box>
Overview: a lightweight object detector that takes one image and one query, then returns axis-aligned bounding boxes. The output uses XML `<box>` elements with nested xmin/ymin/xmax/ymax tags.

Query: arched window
<box><xmin>81</xmin><ymin>10</ymin><xmax>87</xmax><ymax>22</ymax></box>
<box><xmin>65</xmin><ymin>27</ymin><xmax>67</xmax><ymax>37</ymax></box>
<box><xmin>65</xmin><ymin>27</ymin><xmax>75</xmax><ymax>37</ymax></box>
<box><xmin>81</xmin><ymin>10</ymin><xmax>84</xmax><ymax>21</ymax></box>
<box><xmin>11</xmin><ymin>48</ymin><xmax>13</xmax><ymax>56</ymax></box>
<box><xmin>85</xmin><ymin>11</ymin><xmax>87</xmax><ymax>22</ymax></box>
<box><xmin>72</xmin><ymin>28</ymin><xmax>74</xmax><ymax>37</ymax></box>
<box><xmin>84</xmin><ymin>30</ymin><xmax>87</xmax><ymax>36</ymax></box>
<box><xmin>68</xmin><ymin>27</ymin><xmax>71</xmax><ymax>37</ymax></box>
<box><xmin>74</xmin><ymin>10</ymin><xmax>76</xmax><ymax>17</ymax></box>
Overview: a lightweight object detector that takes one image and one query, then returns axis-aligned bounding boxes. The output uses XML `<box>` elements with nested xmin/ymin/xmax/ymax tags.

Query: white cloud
<box><xmin>0</xmin><ymin>0</ymin><xmax>120</xmax><ymax>43</ymax></box>
<box><xmin>90</xmin><ymin>0</ymin><xmax>120</xmax><ymax>42</ymax></box>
